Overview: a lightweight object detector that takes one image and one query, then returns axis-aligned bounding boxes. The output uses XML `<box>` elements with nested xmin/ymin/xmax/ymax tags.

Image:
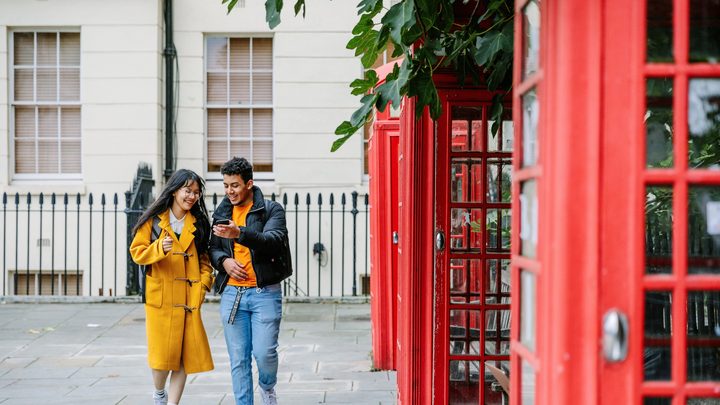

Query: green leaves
<box><xmin>222</xmin><ymin>0</ymin><xmax>241</xmax><ymax>13</ymax></box>
<box><xmin>265</xmin><ymin>0</ymin><xmax>283</xmax><ymax>29</ymax></box>
<box><xmin>375</xmin><ymin>59</ymin><xmax>411</xmax><ymax>111</ymax></box>
<box><xmin>406</xmin><ymin>67</ymin><xmax>441</xmax><ymax>118</ymax></box>
<box><xmin>350</xmin><ymin>70</ymin><xmax>379</xmax><ymax>96</ymax></box>
<box><xmin>357</xmin><ymin>0</ymin><xmax>382</xmax><ymax>14</ymax></box>
<box><xmin>474</xmin><ymin>20</ymin><xmax>513</xmax><ymax>68</ymax></box>
<box><xmin>333</xmin><ymin>93</ymin><xmax>380</xmax><ymax>151</ymax></box>
<box><xmin>347</xmin><ymin>10</ymin><xmax>386</xmax><ymax>68</ymax></box>
<box><xmin>294</xmin><ymin>0</ymin><xmax>306</xmax><ymax>17</ymax></box>
<box><xmin>262</xmin><ymin>0</ymin><xmax>306</xmax><ymax>29</ymax></box>
<box><xmin>225</xmin><ymin>0</ymin><xmax>515</xmax><ymax>151</ymax></box>
<box><xmin>381</xmin><ymin>0</ymin><xmax>416</xmax><ymax>46</ymax></box>
<box><xmin>489</xmin><ymin>93</ymin><xmax>504</xmax><ymax>135</ymax></box>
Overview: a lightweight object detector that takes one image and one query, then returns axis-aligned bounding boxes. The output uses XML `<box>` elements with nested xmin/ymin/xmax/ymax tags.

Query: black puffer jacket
<box><xmin>209</xmin><ymin>186</ymin><xmax>291</xmax><ymax>293</ymax></box>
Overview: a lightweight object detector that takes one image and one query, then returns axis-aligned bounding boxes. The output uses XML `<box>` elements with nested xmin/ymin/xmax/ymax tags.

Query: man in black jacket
<box><xmin>210</xmin><ymin>157</ymin><xmax>288</xmax><ymax>405</ymax></box>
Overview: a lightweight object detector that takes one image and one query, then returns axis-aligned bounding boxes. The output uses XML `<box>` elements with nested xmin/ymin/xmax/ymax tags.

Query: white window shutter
<box><xmin>13</xmin><ymin>31</ymin><xmax>81</xmax><ymax>176</ymax></box>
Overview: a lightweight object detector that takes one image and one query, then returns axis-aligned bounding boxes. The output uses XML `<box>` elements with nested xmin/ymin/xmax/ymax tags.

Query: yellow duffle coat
<box><xmin>130</xmin><ymin>210</ymin><xmax>214</xmax><ymax>374</ymax></box>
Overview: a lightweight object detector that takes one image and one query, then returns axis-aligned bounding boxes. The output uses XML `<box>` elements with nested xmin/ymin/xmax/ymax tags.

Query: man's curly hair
<box><xmin>220</xmin><ymin>157</ymin><xmax>253</xmax><ymax>183</ymax></box>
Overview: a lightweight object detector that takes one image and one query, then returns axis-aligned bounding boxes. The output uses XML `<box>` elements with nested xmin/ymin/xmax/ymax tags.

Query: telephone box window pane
<box><xmin>644</xmin><ymin>291</ymin><xmax>672</xmax><ymax>381</ymax></box>
<box><xmin>449</xmin><ymin>360</ymin><xmax>480</xmax><ymax>405</ymax></box>
<box><xmin>451</xmin><ymin>106</ymin><xmax>483</xmax><ymax>152</ymax></box>
<box><xmin>487</xmin><ymin>158</ymin><xmax>512</xmax><ymax>203</ymax></box>
<box><xmin>521</xmin><ymin>360</ymin><xmax>536</xmax><ymax>405</ymax></box>
<box><xmin>646</xmin><ymin>78</ymin><xmax>674</xmax><ymax>168</ymax></box>
<box><xmin>687</xmin><ymin>291</ymin><xmax>720</xmax><ymax>381</ymax></box>
<box><xmin>486</xmin><ymin>209</ymin><xmax>511</xmax><ymax>252</ymax></box>
<box><xmin>688</xmin><ymin>79</ymin><xmax>720</xmax><ymax>169</ymax></box>
<box><xmin>688</xmin><ymin>186</ymin><xmax>720</xmax><ymax>274</ymax></box>
<box><xmin>450</xmin><ymin>259</ymin><xmax>482</xmax><ymax>304</ymax></box>
<box><xmin>521</xmin><ymin>270</ymin><xmax>536</xmax><ymax>352</ymax></box>
<box><xmin>522</xmin><ymin>89</ymin><xmax>539</xmax><ymax>167</ymax></box>
<box><xmin>451</xmin><ymin>208</ymin><xmax>483</xmax><ymax>252</ymax></box>
<box><xmin>522</xmin><ymin>1</ymin><xmax>540</xmax><ymax>79</ymax></box>
<box><xmin>451</xmin><ymin>159</ymin><xmax>483</xmax><ymax>203</ymax></box>
<box><xmin>450</xmin><ymin>310</ymin><xmax>481</xmax><ymax>356</ymax></box>
<box><xmin>488</xmin><ymin>110</ymin><xmax>514</xmax><ymax>152</ymax></box>
<box><xmin>485</xmin><ymin>310</ymin><xmax>510</xmax><ymax>355</ymax></box>
<box><xmin>644</xmin><ymin>399</ymin><xmax>671</xmax><ymax>405</ymax></box>
<box><xmin>484</xmin><ymin>361</ymin><xmax>509</xmax><ymax>404</ymax></box>
<box><xmin>520</xmin><ymin>180</ymin><xmax>538</xmax><ymax>258</ymax></box>
<box><xmin>689</xmin><ymin>0</ymin><xmax>720</xmax><ymax>63</ymax></box>
<box><xmin>486</xmin><ymin>259</ymin><xmax>510</xmax><ymax>304</ymax></box>
<box><xmin>646</xmin><ymin>0</ymin><xmax>673</xmax><ymax>62</ymax></box>
<box><xmin>645</xmin><ymin>186</ymin><xmax>673</xmax><ymax>274</ymax></box>
<box><xmin>687</xmin><ymin>399</ymin><xmax>720</xmax><ymax>404</ymax></box>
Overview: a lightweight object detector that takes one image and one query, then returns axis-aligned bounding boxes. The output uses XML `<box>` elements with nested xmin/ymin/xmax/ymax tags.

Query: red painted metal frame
<box><xmin>602</xmin><ymin>0</ymin><xmax>720</xmax><ymax>402</ymax></box>
<box><xmin>369</xmin><ymin>116</ymin><xmax>400</xmax><ymax>371</ymax></box>
<box><xmin>638</xmin><ymin>0</ymin><xmax>720</xmax><ymax>402</ymax></box>
<box><xmin>543</xmin><ymin>0</ymin><xmax>603</xmax><ymax>402</ymax></box>
<box><xmin>396</xmin><ymin>96</ymin><xmax>435</xmax><ymax>405</ymax></box>
<box><xmin>512</xmin><ymin>0</ymin><xmax>608</xmax><ymax>403</ymax></box>
<box><xmin>600</xmin><ymin>0</ymin><xmax>643</xmax><ymax>402</ymax></box>
<box><xmin>510</xmin><ymin>0</ymin><xmax>545</xmax><ymax>403</ymax></box>
<box><xmin>434</xmin><ymin>90</ymin><xmax>512</xmax><ymax>404</ymax></box>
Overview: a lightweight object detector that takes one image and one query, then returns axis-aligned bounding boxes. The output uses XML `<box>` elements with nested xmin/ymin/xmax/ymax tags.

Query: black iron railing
<box><xmin>1</xmin><ymin>191</ymin><xmax>123</xmax><ymax>296</ymax></box>
<box><xmin>207</xmin><ymin>191</ymin><xmax>370</xmax><ymax>297</ymax></box>
<box><xmin>1</xmin><ymin>185</ymin><xmax>370</xmax><ymax>298</ymax></box>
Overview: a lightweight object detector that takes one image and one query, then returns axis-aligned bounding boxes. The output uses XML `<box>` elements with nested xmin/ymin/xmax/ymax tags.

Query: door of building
<box><xmin>601</xmin><ymin>0</ymin><xmax>720</xmax><ymax>403</ymax></box>
<box><xmin>434</xmin><ymin>90</ymin><xmax>513</xmax><ymax>404</ymax></box>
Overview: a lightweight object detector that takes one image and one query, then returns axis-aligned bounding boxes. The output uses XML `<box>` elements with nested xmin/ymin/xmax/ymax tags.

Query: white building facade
<box><xmin>0</xmin><ymin>0</ymin><xmax>370</xmax><ymax>297</ymax></box>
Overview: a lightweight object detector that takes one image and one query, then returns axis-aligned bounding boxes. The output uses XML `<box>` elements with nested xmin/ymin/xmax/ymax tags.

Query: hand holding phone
<box><xmin>213</xmin><ymin>218</ymin><xmax>240</xmax><ymax>239</ymax></box>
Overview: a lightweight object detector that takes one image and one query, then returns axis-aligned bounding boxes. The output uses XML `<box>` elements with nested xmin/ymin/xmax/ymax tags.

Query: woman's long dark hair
<box><xmin>131</xmin><ymin>169</ymin><xmax>211</xmax><ymax>254</ymax></box>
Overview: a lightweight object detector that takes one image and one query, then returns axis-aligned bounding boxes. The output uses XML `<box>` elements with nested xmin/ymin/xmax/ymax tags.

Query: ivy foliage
<box><xmin>223</xmin><ymin>0</ymin><xmax>514</xmax><ymax>151</ymax></box>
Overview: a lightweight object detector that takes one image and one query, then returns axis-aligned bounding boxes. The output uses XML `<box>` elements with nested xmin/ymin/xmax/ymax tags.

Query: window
<box><xmin>206</xmin><ymin>37</ymin><xmax>273</xmax><ymax>174</ymax></box>
<box><xmin>11</xmin><ymin>31</ymin><xmax>81</xmax><ymax>178</ymax></box>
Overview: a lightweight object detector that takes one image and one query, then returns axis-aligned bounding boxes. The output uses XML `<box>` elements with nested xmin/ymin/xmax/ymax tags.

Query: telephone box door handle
<box><xmin>435</xmin><ymin>230</ymin><xmax>445</xmax><ymax>251</ymax></box>
<box><xmin>602</xmin><ymin>309</ymin><xmax>629</xmax><ymax>363</ymax></box>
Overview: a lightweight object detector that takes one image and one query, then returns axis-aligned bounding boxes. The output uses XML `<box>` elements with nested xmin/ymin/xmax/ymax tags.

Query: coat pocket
<box><xmin>145</xmin><ymin>275</ymin><xmax>163</xmax><ymax>308</ymax></box>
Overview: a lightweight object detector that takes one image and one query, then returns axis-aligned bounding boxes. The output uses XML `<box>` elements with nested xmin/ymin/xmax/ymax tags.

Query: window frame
<box><xmin>9</xmin><ymin>28</ymin><xmax>83</xmax><ymax>181</ymax></box>
<box><xmin>203</xmin><ymin>34</ymin><xmax>275</xmax><ymax>181</ymax></box>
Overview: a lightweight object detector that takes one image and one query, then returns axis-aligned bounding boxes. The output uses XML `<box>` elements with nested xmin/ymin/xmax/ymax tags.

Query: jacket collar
<box><xmin>213</xmin><ymin>185</ymin><xmax>266</xmax><ymax>220</ymax></box>
<box><xmin>158</xmin><ymin>209</ymin><xmax>197</xmax><ymax>252</ymax></box>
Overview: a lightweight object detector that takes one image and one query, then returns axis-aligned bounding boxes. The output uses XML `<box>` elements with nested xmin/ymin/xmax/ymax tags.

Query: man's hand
<box><xmin>223</xmin><ymin>258</ymin><xmax>248</xmax><ymax>280</ymax></box>
<box><xmin>162</xmin><ymin>236</ymin><xmax>173</xmax><ymax>253</ymax></box>
<box><xmin>213</xmin><ymin>220</ymin><xmax>241</xmax><ymax>239</ymax></box>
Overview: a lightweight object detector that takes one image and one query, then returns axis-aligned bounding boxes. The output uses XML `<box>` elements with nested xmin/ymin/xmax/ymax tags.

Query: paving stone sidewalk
<box><xmin>0</xmin><ymin>302</ymin><xmax>396</xmax><ymax>404</ymax></box>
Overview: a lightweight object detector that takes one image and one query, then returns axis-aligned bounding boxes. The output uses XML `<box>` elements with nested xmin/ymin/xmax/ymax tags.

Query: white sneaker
<box><xmin>260</xmin><ymin>388</ymin><xmax>278</xmax><ymax>405</ymax></box>
<box><xmin>153</xmin><ymin>389</ymin><xmax>168</xmax><ymax>405</ymax></box>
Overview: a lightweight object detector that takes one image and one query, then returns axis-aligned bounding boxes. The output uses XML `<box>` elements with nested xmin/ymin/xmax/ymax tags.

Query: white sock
<box><xmin>168</xmin><ymin>402</ymin><xmax>178</xmax><ymax>405</ymax></box>
<box><xmin>154</xmin><ymin>389</ymin><xmax>167</xmax><ymax>398</ymax></box>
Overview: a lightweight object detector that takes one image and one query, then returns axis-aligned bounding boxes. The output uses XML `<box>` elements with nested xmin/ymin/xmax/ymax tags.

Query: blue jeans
<box><xmin>220</xmin><ymin>284</ymin><xmax>282</xmax><ymax>405</ymax></box>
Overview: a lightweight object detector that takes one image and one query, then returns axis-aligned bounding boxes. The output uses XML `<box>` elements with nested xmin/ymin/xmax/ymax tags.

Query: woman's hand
<box><xmin>213</xmin><ymin>221</ymin><xmax>241</xmax><ymax>239</ymax></box>
<box><xmin>162</xmin><ymin>236</ymin><xmax>173</xmax><ymax>253</ymax></box>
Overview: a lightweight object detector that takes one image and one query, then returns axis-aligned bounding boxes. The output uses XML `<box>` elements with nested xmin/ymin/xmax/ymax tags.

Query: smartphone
<box><xmin>215</xmin><ymin>218</ymin><xmax>231</xmax><ymax>225</ymax></box>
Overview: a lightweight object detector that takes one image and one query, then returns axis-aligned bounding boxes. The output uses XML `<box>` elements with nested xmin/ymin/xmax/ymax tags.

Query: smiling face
<box><xmin>172</xmin><ymin>180</ymin><xmax>201</xmax><ymax>214</ymax></box>
<box><xmin>223</xmin><ymin>174</ymin><xmax>254</xmax><ymax>206</ymax></box>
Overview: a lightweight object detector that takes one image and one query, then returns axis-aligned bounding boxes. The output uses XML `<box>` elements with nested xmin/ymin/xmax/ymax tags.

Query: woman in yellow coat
<box><xmin>130</xmin><ymin>169</ymin><xmax>214</xmax><ymax>405</ymax></box>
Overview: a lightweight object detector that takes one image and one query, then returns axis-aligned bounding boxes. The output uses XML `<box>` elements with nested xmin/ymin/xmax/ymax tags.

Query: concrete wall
<box><xmin>0</xmin><ymin>0</ymin><xmax>164</xmax><ymax>196</ymax></box>
<box><xmin>171</xmin><ymin>0</ymin><xmax>365</xmax><ymax>197</ymax></box>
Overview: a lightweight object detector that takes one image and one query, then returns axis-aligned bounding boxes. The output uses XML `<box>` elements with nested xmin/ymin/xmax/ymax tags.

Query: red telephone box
<box><xmin>375</xmin><ymin>0</ymin><xmax>720</xmax><ymax>403</ymax></box>
<box><xmin>508</xmin><ymin>0</ymin><xmax>720</xmax><ymax>403</ymax></box>
<box><xmin>369</xmin><ymin>62</ymin><xmax>401</xmax><ymax>370</ymax></box>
